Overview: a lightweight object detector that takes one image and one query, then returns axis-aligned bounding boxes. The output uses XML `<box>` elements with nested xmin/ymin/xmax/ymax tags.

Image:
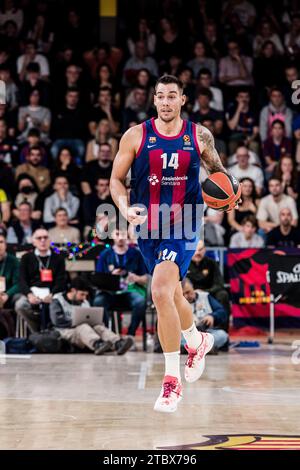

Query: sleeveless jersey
<box><xmin>130</xmin><ymin>117</ymin><xmax>203</xmax><ymax>233</ymax></box>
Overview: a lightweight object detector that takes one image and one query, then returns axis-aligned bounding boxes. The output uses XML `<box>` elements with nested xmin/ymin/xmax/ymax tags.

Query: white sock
<box><xmin>182</xmin><ymin>323</ymin><xmax>203</xmax><ymax>350</ymax></box>
<box><xmin>164</xmin><ymin>351</ymin><xmax>181</xmax><ymax>379</ymax></box>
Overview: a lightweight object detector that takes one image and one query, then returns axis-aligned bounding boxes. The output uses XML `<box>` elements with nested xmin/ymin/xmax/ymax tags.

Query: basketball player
<box><xmin>110</xmin><ymin>75</ymin><xmax>233</xmax><ymax>413</ymax></box>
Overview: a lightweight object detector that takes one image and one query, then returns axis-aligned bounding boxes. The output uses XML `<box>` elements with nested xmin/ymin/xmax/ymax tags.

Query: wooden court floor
<box><xmin>1</xmin><ymin>333</ymin><xmax>300</xmax><ymax>450</ymax></box>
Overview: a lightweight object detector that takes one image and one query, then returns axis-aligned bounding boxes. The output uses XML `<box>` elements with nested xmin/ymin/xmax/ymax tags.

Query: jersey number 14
<box><xmin>161</xmin><ymin>152</ymin><xmax>179</xmax><ymax>170</ymax></box>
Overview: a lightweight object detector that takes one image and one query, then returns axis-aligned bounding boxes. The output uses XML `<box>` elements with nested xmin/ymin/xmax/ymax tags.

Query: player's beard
<box><xmin>159</xmin><ymin>110</ymin><xmax>176</xmax><ymax>123</ymax></box>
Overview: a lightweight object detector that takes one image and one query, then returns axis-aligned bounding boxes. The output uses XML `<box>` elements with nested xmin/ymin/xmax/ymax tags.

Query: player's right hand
<box><xmin>127</xmin><ymin>207</ymin><xmax>147</xmax><ymax>226</ymax></box>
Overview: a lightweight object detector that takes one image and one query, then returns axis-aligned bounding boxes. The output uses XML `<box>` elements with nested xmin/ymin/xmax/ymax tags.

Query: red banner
<box><xmin>228</xmin><ymin>249</ymin><xmax>300</xmax><ymax>328</ymax></box>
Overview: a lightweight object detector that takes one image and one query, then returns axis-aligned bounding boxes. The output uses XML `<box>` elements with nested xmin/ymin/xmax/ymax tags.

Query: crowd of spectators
<box><xmin>0</xmin><ymin>0</ymin><xmax>300</xmax><ymax>346</ymax></box>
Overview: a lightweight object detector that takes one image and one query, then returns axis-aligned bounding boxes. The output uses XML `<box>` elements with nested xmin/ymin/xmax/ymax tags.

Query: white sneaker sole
<box><xmin>185</xmin><ymin>333</ymin><xmax>215</xmax><ymax>383</ymax></box>
<box><xmin>153</xmin><ymin>395</ymin><xmax>183</xmax><ymax>413</ymax></box>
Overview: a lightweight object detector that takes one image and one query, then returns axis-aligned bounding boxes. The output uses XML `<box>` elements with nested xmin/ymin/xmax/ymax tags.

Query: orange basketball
<box><xmin>202</xmin><ymin>172</ymin><xmax>242</xmax><ymax>211</ymax></box>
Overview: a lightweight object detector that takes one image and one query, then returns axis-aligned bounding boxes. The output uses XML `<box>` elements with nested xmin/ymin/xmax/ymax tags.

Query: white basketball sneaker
<box><xmin>153</xmin><ymin>375</ymin><xmax>183</xmax><ymax>413</ymax></box>
<box><xmin>184</xmin><ymin>332</ymin><xmax>214</xmax><ymax>383</ymax></box>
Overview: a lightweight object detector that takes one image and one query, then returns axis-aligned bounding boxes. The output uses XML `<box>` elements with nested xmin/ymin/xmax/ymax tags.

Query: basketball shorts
<box><xmin>137</xmin><ymin>235</ymin><xmax>199</xmax><ymax>281</ymax></box>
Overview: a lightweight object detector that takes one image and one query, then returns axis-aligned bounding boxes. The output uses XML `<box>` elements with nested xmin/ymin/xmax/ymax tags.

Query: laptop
<box><xmin>90</xmin><ymin>273</ymin><xmax>121</xmax><ymax>291</ymax></box>
<box><xmin>72</xmin><ymin>307</ymin><xmax>104</xmax><ymax>327</ymax></box>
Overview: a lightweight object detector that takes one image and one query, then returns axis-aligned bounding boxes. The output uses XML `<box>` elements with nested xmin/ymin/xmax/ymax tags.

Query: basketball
<box><xmin>202</xmin><ymin>172</ymin><xmax>242</xmax><ymax>211</ymax></box>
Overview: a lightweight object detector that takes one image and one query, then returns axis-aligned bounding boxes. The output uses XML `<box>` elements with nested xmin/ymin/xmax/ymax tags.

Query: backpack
<box><xmin>3</xmin><ymin>337</ymin><xmax>37</xmax><ymax>354</ymax></box>
<box><xmin>29</xmin><ymin>329</ymin><xmax>75</xmax><ymax>353</ymax></box>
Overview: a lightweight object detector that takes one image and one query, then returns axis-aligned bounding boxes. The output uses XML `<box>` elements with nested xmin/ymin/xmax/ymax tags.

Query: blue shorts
<box><xmin>137</xmin><ymin>236</ymin><xmax>199</xmax><ymax>281</ymax></box>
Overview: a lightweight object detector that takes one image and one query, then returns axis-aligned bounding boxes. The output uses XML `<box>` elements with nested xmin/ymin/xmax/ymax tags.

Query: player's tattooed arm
<box><xmin>197</xmin><ymin>125</ymin><xmax>227</xmax><ymax>175</ymax></box>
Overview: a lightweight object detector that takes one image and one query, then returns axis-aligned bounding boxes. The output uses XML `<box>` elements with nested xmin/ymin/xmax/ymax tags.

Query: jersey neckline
<box><xmin>151</xmin><ymin>117</ymin><xmax>187</xmax><ymax>140</ymax></box>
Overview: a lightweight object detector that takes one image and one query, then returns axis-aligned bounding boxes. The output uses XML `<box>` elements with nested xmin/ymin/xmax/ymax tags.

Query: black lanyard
<box><xmin>36</xmin><ymin>255</ymin><xmax>51</xmax><ymax>270</ymax></box>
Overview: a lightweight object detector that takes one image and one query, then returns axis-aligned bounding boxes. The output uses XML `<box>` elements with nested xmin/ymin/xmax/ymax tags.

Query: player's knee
<box><xmin>152</xmin><ymin>285</ymin><xmax>172</xmax><ymax>305</ymax></box>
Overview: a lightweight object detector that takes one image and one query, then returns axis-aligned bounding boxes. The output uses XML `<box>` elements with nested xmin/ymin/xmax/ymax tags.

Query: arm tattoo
<box><xmin>197</xmin><ymin>125</ymin><xmax>226</xmax><ymax>174</ymax></box>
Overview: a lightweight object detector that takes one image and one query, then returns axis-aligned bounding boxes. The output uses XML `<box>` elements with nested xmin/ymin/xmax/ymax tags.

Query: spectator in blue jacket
<box><xmin>182</xmin><ymin>277</ymin><xmax>229</xmax><ymax>351</ymax></box>
<box><xmin>93</xmin><ymin>227</ymin><xmax>147</xmax><ymax>338</ymax></box>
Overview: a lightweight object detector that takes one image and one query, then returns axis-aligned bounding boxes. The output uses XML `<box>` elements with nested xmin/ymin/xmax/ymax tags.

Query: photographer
<box><xmin>182</xmin><ymin>278</ymin><xmax>228</xmax><ymax>351</ymax></box>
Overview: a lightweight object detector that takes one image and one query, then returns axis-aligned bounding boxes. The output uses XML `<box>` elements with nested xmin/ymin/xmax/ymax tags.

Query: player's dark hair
<box><xmin>154</xmin><ymin>75</ymin><xmax>183</xmax><ymax>93</ymax></box>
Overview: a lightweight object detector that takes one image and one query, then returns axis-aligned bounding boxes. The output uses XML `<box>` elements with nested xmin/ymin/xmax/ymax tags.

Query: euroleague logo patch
<box><xmin>157</xmin><ymin>434</ymin><xmax>300</xmax><ymax>450</ymax></box>
<box><xmin>183</xmin><ymin>134</ymin><xmax>191</xmax><ymax>144</ymax></box>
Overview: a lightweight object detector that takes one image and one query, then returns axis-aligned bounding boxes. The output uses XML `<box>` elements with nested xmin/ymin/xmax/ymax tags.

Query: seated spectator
<box><xmin>187</xmin><ymin>240</ymin><xmax>230</xmax><ymax>314</ymax></box>
<box><xmin>26</xmin><ymin>11</ymin><xmax>54</xmax><ymax>55</ymax></box>
<box><xmin>203</xmin><ymin>20</ymin><xmax>224</xmax><ymax>59</ymax></box>
<box><xmin>43</xmin><ymin>176</ymin><xmax>80</xmax><ymax>226</ymax></box>
<box><xmin>19</xmin><ymin>128</ymin><xmax>48</xmax><ymax>165</ymax></box>
<box><xmin>81</xmin><ymin>143</ymin><xmax>113</xmax><ymax>195</ymax></box>
<box><xmin>15</xmin><ymin>228</ymin><xmax>66</xmax><ymax>332</ymax></box>
<box><xmin>93</xmin><ymin>227</ymin><xmax>147</xmax><ymax>338</ymax></box>
<box><xmin>156</xmin><ymin>18</ymin><xmax>186</xmax><ymax>69</ymax></box>
<box><xmin>48</xmin><ymin>208</ymin><xmax>80</xmax><ymax>244</ymax></box>
<box><xmin>253</xmin><ymin>19</ymin><xmax>284</xmax><ymax>57</ymax></box>
<box><xmin>177</xmin><ymin>67</ymin><xmax>196</xmax><ymax>112</ymax></box>
<box><xmin>257</xmin><ymin>177</ymin><xmax>298</xmax><ymax>233</ymax></box>
<box><xmin>227</xmin><ymin>147</ymin><xmax>260</xmax><ymax>167</ymax></box>
<box><xmin>89</xmin><ymin>86</ymin><xmax>119</xmax><ymax>136</ymax></box>
<box><xmin>283</xmin><ymin>65</ymin><xmax>299</xmax><ymax>112</ymax></box>
<box><xmin>263</xmin><ymin>120</ymin><xmax>292</xmax><ymax>177</ymax></box>
<box><xmin>0</xmin><ymin>232</ymin><xmax>20</xmax><ymax>308</ymax></box>
<box><xmin>273</xmin><ymin>156</ymin><xmax>299</xmax><ymax>203</ymax></box>
<box><xmin>51</xmin><ymin>88</ymin><xmax>87</xmax><ymax>165</ymax></box>
<box><xmin>125</xmin><ymin>68</ymin><xmax>154</xmax><ymax>111</ymax></box>
<box><xmin>226</xmin><ymin>89</ymin><xmax>259</xmax><ymax>154</ymax></box>
<box><xmin>259</xmin><ymin>87</ymin><xmax>293</xmax><ymax>142</ymax></box>
<box><xmin>0</xmin><ymin>186</ymin><xmax>10</xmax><ymax>227</ymax></box>
<box><xmin>253</xmin><ymin>41</ymin><xmax>284</xmax><ymax>104</ymax></box>
<box><xmin>85</xmin><ymin>119</ymin><xmax>118</xmax><ymax>163</ymax></box>
<box><xmin>182</xmin><ymin>278</ymin><xmax>228</xmax><ymax>351</ymax></box>
<box><xmin>201</xmin><ymin>119</ymin><xmax>227</xmax><ymax>166</ymax></box>
<box><xmin>15</xmin><ymin>145</ymin><xmax>51</xmax><ymax>193</ymax></box>
<box><xmin>51</xmin><ymin>147</ymin><xmax>81</xmax><ymax>194</ymax></box>
<box><xmin>83</xmin><ymin>177</ymin><xmax>113</xmax><ymax>232</ymax></box>
<box><xmin>187</xmin><ymin>41</ymin><xmax>217</xmax><ymax>82</ymax></box>
<box><xmin>269</xmin><ymin>208</ymin><xmax>299</xmax><ymax>250</ymax></box>
<box><xmin>194</xmin><ymin>68</ymin><xmax>224</xmax><ymax>111</ymax></box>
<box><xmin>227</xmin><ymin>177</ymin><xmax>259</xmax><ymax>233</ymax></box>
<box><xmin>7</xmin><ymin>201</ymin><xmax>40</xmax><ymax>245</ymax></box>
<box><xmin>266</xmin><ymin>207</ymin><xmax>300</xmax><ymax>248</ymax></box>
<box><xmin>229</xmin><ymin>215</ymin><xmax>264</xmax><ymax>248</ymax></box>
<box><xmin>127</xmin><ymin>18</ymin><xmax>156</xmax><ymax>57</ymax></box>
<box><xmin>17</xmin><ymin>39</ymin><xmax>49</xmax><ymax>81</ymax></box>
<box><xmin>204</xmin><ymin>207</ymin><xmax>225</xmax><ymax>246</ymax></box>
<box><xmin>55</xmin><ymin>63</ymin><xmax>90</xmax><ymax>111</ymax></box>
<box><xmin>50</xmin><ymin>277</ymin><xmax>133</xmax><ymax>355</ymax></box>
<box><xmin>218</xmin><ymin>40</ymin><xmax>253</xmax><ymax>90</ymax></box>
<box><xmin>294</xmin><ymin>113</ymin><xmax>300</xmax><ymax>170</ymax></box>
<box><xmin>19</xmin><ymin>62</ymin><xmax>50</xmax><ymax>107</ymax></box>
<box><xmin>95</xmin><ymin>63</ymin><xmax>120</xmax><ymax>106</ymax></box>
<box><xmin>0</xmin><ymin>63</ymin><xmax>18</xmax><ymax>112</ymax></box>
<box><xmin>284</xmin><ymin>13</ymin><xmax>300</xmax><ymax>58</ymax></box>
<box><xmin>0</xmin><ymin>117</ymin><xmax>18</xmax><ymax>168</ymax></box>
<box><xmin>18</xmin><ymin>88</ymin><xmax>51</xmax><ymax>144</ymax></box>
<box><xmin>230</xmin><ymin>146</ymin><xmax>264</xmax><ymax>196</ymax></box>
<box><xmin>0</xmin><ymin>0</ymin><xmax>24</xmax><ymax>35</ymax></box>
<box><xmin>191</xmin><ymin>88</ymin><xmax>224</xmax><ymax>135</ymax></box>
<box><xmin>13</xmin><ymin>175</ymin><xmax>42</xmax><ymax>220</ymax></box>
<box><xmin>122</xmin><ymin>40</ymin><xmax>158</xmax><ymax>87</ymax></box>
<box><xmin>122</xmin><ymin>85</ymin><xmax>154</xmax><ymax>131</ymax></box>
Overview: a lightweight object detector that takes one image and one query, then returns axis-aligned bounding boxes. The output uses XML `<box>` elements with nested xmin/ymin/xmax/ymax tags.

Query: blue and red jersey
<box><xmin>129</xmin><ymin>117</ymin><xmax>203</xmax><ymax>233</ymax></box>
